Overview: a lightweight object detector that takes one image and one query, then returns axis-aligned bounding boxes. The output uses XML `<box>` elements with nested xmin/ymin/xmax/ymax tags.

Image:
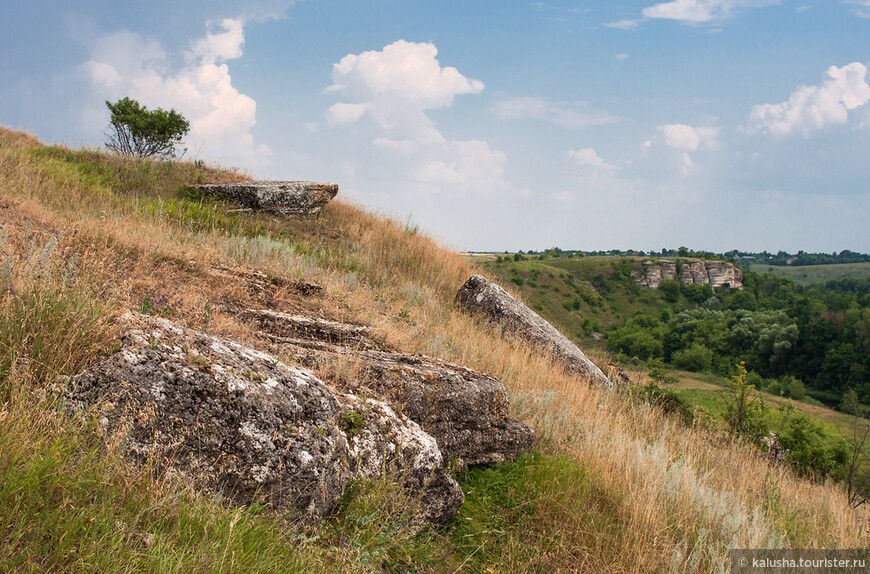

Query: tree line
<box><xmin>607</xmin><ymin>271</ymin><xmax>870</xmax><ymax>408</ymax></box>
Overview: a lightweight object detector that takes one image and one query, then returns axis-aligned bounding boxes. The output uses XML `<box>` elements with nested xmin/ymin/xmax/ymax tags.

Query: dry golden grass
<box><xmin>2</xmin><ymin>125</ymin><xmax>868</xmax><ymax>573</ymax></box>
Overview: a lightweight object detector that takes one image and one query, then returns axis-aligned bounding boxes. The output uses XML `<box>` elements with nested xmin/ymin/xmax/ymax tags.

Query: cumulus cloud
<box><xmin>658</xmin><ymin>124</ymin><xmax>720</xmax><ymax>150</ymax></box>
<box><xmin>329</xmin><ymin>40</ymin><xmax>483</xmax><ymax>110</ymax></box>
<box><xmin>326</xmin><ymin>102</ymin><xmax>368</xmax><ymax>125</ymax></box>
<box><xmin>642</xmin><ymin>123</ymin><xmax>719</xmax><ymax>175</ymax></box>
<box><xmin>491</xmin><ymin>97</ymin><xmax>618</xmax><ymax>129</ymax></box>
<box><xmin>641</xmin><ymin>0</ymin><xmax>778</xmax><ymax>24</ymax></box>
<box><xmin>82</xmin><ymin>19</ymin><xmax>270</xmax><ymax>168</ymax></box>
<box><xmin>327</xmin><ymin>40</ymin><xmax>521</xmax><ymax>197</ymax></box>
<box><xmin>191</xmin><ymin>18</ymin><xmax>245</xmax><ymax>61</ymax></box>
<box><xmin>568</xmin><ymin>148</ymin><xmax>614</xmax><ymax>170</ymax></box>
<box><xmin>745</xmin><ymin>62</ymin><xmax>870</xmax><ymax>136</ymax></box>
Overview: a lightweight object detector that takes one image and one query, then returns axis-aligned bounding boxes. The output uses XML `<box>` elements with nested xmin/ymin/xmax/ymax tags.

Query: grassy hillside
<box><xmin>2</xmin><ymin>127</ymin><xmax>868</xmax><ymax>573</ymax></box>
<box><xmin>477</xmin><ymin>255</ymin><xmax>674</xmax><ymax>346</ymax></box>
<box><xmin>744</xmin><ymin>261</ymin><xmax>870</xmax><ymax>285</ymax></box>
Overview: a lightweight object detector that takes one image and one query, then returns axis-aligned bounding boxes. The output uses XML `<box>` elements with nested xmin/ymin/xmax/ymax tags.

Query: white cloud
<box><xmin>614</xmin><ymin>53</ymin><xmax>630</xmax><ymax>61</ymax></box>
<box><xmin>326</xmin><ymin>40</ymin><xmax>520</xmax><ymax>197</ymax></box>
<box><xmin>326</xmin><ymin>102</ymin><xmax>368</xmax><ymax>125</ymax></box>
<box><xmin>658</xmin><ymin>123</ymin><xmax>720</xmax><ymax>150</ymax></box>
<box><xmin>191</xmin><ymin>18</ymin><xmax>245</xmax><ymax>61</ymax></box>
<box><xmin>82</xmin><ymin>19</ymin><xmax>270</xmax><ymax>168</ymax></box>
<box><xmin>416</xmin><ymin>140</ymin><xmax>512</xmax><ymax>197</ymax></box>
<box><xmin>745</xmin><ymin>62</ymin><xmax>870</xmax><ymax>136</ymax></box>
<box><xmin>641</xmin><ymin>0</ymin><xmax>778</xmax><ymax>24</ymax></box>
<box><xmin>604</xmin><ymin>19</ymin><xmax>642</xmax><ymax>29</ymax></box>
<box><xmin>642</xmin><ymin>123</ymin><xmax>719</xmax><ymax>175</ymax></box>
<box><xmin>491</xmin><ymin>96</ymin><xmax>618</xmax><ymax>129</ymax></box>
<box><xmin>329</xmin><ymin>40</ymin><xmax>483</xmax><ymax>112</ymax></box>
<box><xmin>568</xmin><ymin>148</ymin><xmax>614</xmax><ymax>170</ymax></box>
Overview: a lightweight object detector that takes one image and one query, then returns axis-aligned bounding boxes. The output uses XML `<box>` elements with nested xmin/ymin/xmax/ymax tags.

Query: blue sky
<box><xmin>2</xmin><ymin>1</ymin><xmax>870</xmax><ymax>253</ymax></box>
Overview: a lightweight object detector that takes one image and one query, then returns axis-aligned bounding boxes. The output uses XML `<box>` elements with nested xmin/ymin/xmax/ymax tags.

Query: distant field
<box><xmin>745</xmin><ymin>261</ymin><xmax>870</xmax><ymax>284</ymax></box>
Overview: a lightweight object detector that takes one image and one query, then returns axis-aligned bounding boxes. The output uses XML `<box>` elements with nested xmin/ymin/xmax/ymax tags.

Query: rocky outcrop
<box><xmin>632</xmin><ymin>260</ymin><xmax>677</xmax><ymax>289</ymax></box>
<box><xmin>632</xmin><ymin>259</ymin><xmax>743</xmax><ymax>290</ymax></box>
<box><xmin>191</xmin><ymin>181</ymin><xmax>338</xmax><ymax>215</ymax></box>
<box><xmin>241</xmin><ymin>309</ymin><xmax>378</xmax><ymax>350</ymax></box>
<box><xmin>455</xmin><ymin>275</ymin><xmax>609</xmax><ymax>385</ymax></box>
<box><xmin>704</xmin><ymin>260</ymin><xmax>743</xmax><ymax>289</ymax></box>
<box><xmin>241</xmin><ymin>308</ymin><xmax>535</xmax><ymax>471</ymax></box>
<box><xmin>209</xmin><ymin>265</ymin><xmax>323</xmax><ymax>297</ymax></box>
<box><xmin>67</xmin><ymin>313</ymin><xmax>463</xmax><ymax>524</ymax></box>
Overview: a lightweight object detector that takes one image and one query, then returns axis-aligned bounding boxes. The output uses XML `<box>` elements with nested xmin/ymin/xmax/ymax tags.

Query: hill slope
<box><xmin>1</xmin><ymin>127</ymin><xmax>867</xmax><ymax>572</ymax></box>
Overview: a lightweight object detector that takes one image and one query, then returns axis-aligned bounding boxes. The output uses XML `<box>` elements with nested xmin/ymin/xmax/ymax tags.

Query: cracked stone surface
<box><xmin>67</xmin><ymin>313</ymin><xmax>462</xmax><ymax>523</ymax></box>
<box><xmin>191</xmin><ymin>181</ymin><xmax>338</xmax><ymax>215</ymax></box>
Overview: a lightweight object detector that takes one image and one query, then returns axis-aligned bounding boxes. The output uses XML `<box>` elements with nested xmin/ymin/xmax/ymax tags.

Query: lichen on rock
<box><xmin>67</xmin><ymin>313</ymin><xmax>462</xmax><ymax>524</ymax></box>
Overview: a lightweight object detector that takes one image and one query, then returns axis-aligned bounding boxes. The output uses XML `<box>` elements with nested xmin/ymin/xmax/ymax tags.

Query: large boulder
<box><xmin>455</xmin><ymin>275</ymin><xmax>609</xmax><ymax>385</ymax></box>
<box><xmin>241</xmin><ymin>308</ymin><xmax>535</xmax><ymax>471</ymax></box>
<box><xmin>191</xmin><ymin>181</ymin><xmax>338</xmax><ymax>215</ymax></box>
<box><xmin>67</xmin><ymin>313</ymin><xmax>462</xmax><ymax>524</ymax></box>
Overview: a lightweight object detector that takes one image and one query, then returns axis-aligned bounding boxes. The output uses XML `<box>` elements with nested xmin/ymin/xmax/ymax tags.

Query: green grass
<box><xmin>664</xmin><ymin>370</ymin><xmax>864</xmax><ymax>453</ymax></box>
<box><xmin>744</xmin><ymin>261</ymin><xmax>870</xmax><ymax>285</ymax></box>
<box><xmin>444</xmin><ymin>453</ymin><xmax>626</xmax><ymax>573</ymax></box>
<box><xmin>0</xmin><ymin>401</ymin><xmax>327</xmax><ymax>573</ymax></box>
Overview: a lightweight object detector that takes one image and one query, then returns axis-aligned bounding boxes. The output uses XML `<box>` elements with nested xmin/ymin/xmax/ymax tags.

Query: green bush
<box><xmin>777</xmin><ymin>414</ymin><xmax>848</xmax><ymax>479</ymax></box>
<box><xmin>612</xmin><ymin>331</ymin><xmax>662</xmax><ymax>360</ymax></box>
<box><xmin>672</xmin><ymin>344</ymin><xmax>713</xmax><ymax>372</ymax></box>
<box><xmin>681</xmin><ymin>283</ymin><xmax>714</xmax><ymax>304</ymax></box>
<box><xmin>635</xmin><ymin>381</ymin><xmax>694</xmax><ymax>425</ymax></box>
<box><xmin>768</xmin><ymin>376</ymin><xmax>806</xmax><ymax>400</ymax></box>
<box><xmin>658</xmin><ymin>279</ymin><xmax>681</xmax><ymax>303</ymax></box>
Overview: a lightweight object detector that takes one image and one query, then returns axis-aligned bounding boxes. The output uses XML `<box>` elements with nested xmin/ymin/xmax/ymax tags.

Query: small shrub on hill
<box><xmin>672</xmin><ymin>343</ymin><xmax>713</xmax><ymax>372</ymax></box>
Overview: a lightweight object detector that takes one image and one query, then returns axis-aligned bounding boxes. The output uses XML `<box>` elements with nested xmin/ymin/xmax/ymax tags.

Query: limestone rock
<box><xmin>354</xmin><ymin>350</ymin><xmax>535</xmax><ymax>470</ymax></box>
<box><xmin>192</xmin><ymin>181</ymin><xmax>338</xmax><ymax>215</ymax></box>
<box><xmin>238</xmin><ymin>309</ymin><xmax>534</xmax><ymax>470</ymax></box>
<box><xmin>67</xmin><ymin>313</ymin><xmax>462</xmax><ymax>524</ymax></box>
<box><xmin>633</xmin><ymin>259</ymin><xmax>743</xmax><ymax>290</ymax></box>
<box><xmin>688</xmin><ymin>261</ymin><xmax>710</xmax><ymax>285</ymax></box>
<box><xmin>279</xmin><ymin>341</ymin><xmax>535</xmax><ymax>471</ymax></box>
<box><xmin>209</xmin><ymin>265</ymin><xmax>323</xmax><ymax>297</ymax></box>
<box><xmin>632</xmin><ymin>260</ymin><xmax>677</xmax><ymax>289</ymax></box>
<box><xmin>705</xmin><ymin>260</ymin><xmax>743</xmax><ymax>289</ymax></box>
<box><xmin>241</xmin><ymin>309</ymin><xmax>378</xmax><ymax>350</ymax></box>
<box><xmin>455</xmin><ymin>275</ymin><xmax>609</xmax><ymax>385</ymax></box>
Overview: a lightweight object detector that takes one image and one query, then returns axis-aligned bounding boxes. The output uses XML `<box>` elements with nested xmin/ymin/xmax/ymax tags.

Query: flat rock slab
<box><xmin>241</xmin><ymin>309</ymin><xmax>378</xmax><ymax>350</ymax></box>
<box><xmin>67</xmin><ymin>313</ymin><xmax>462</xmax><ymax>524</ymax></box>
<box><xmin>192</xmin><ymin>181</ymin><xmax>338</xmax><ymax>215</ymax></box>
<box><xmin>456</xmin><ymin>275</ymin><xmax>609</xmax><ymax>385</ymax></box>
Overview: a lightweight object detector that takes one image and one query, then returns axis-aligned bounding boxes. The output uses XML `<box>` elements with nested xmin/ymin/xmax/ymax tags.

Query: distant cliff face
<box><xmin>632</xmin><ymin>259</ymin><xmax>743</xmax><ymax>289</ymax></box>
